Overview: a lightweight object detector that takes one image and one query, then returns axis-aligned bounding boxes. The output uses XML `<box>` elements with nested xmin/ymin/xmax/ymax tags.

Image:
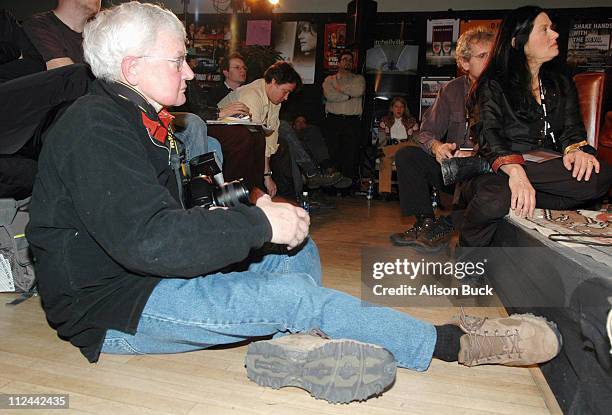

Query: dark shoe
<box><xmin>457</xmin><ymin>310</ymin><xmax>562</xmax><ymax>367</ymax></box>
<box><xmin>389</xmin><ymin>217</ymin><xmax>430</xmax><ymax>246</ymax></box>
<box><xmin>332</xmin><ymin>176</ymin><xmax>353</xmax><ymax>189</ymax></box>
<box><xmin>305</xmin><ymin>171</ymin><xmax>343</xmax><ymax>189</ymax></box>
<box><xmin>412</xmin><ymin>216</ymin><xmax>454</xmax><ymax>252</ymax></box>
<box><xmin>392</xmin><ymin>217</ymin><xmax>453</xmax><ymax>252</ymax></box>
<box><xmin>309</xmin><ymin>196</ymin><xmax>336</xmax><ymax>210</ymax></box>
<box><xmin>246</xmin><ymin>330</ymin><xmax>397</xmax><ymax>404</ymax></box>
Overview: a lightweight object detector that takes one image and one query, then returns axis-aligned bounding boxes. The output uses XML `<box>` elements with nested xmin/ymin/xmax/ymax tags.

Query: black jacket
<box><xmin>26</xmin><ymin>80</ymin><xmax>272</xmax><ymax>362</ymax></box>
<box><xmin>470</xmin><ymin>73</ymin><xmax>587</xmax><ymax>170</ymax></box>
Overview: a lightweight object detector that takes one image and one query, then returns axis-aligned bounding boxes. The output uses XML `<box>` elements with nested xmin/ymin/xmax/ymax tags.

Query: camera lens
<box><xmin>214</xmin><ymin>180</ymin><xmax>250</xmax><ymax>207</ymax></box>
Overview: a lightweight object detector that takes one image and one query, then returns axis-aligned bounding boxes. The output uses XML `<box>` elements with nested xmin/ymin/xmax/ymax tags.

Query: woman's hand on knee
<box><xmin>563</xmin><ymin>150</ymin><xmax>600</xmax><ymax>182</ymax></box>
<box><xmin>502</xmin><ymin>164</ymin><xmax>536</xmax><ymax>218</ymax></box>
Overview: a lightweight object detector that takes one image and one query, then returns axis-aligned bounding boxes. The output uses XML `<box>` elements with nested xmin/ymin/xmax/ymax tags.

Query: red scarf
<box><xmin>141</xmin><ymin>108</ymin><xmax>175</xmax><ymax>143</ymax></box>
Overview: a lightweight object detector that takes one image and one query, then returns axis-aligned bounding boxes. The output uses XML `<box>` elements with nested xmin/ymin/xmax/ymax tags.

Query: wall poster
<box><xmin>323</xmin><ymin>23</ymin><xmax>349</xmax><ymax>72</ymax></box>
<box><xmin>426</xmin><ymin>19</ymin><xmax>460</xmax><ymax>67</ymax></box>
<box><xmin>273</xmin><ymin>21</ymin><xmax>317</xmax><ymax>84</ymax></box>
<box><xmin>567</xmin><ymin>18</ymin><xmax>612</xmax><ymax>74</ymax></box>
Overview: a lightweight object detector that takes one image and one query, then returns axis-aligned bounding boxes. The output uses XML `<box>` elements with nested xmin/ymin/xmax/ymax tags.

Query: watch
<box><xmin>580</xmin><ymin>144</ymin><xmax>597</xmax><ymax>155</ymax></box>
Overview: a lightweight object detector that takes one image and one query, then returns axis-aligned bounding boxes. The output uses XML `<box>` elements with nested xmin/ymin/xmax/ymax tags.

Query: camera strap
<box><xmin>140</xmin><ymin>109</ymin><xmax>174</xmax><ymax>144</ymax></box>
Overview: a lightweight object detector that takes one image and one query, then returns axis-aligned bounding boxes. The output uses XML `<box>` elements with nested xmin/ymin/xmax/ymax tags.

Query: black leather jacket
<box><xmin>470</xmin><ymin>73</ymin><xmax>588</xmax><ymax>171</ymax></box>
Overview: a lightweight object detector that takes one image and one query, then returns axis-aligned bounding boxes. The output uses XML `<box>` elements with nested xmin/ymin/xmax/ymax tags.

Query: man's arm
<box><xmin>416</xmin><ymin>84</ymin><xmax>453</xmax><ymax>155</ymax></box>
<box><xmin>23</xmin><ymin>15</ymin><xmax>73</xmax><ymax>69</ymax></box>
<box><xmin>322</xmin><ymin>76</ymin><xmax>348</xmax><ymax>103</ymax></box>
<box><xmin>46</xmin><ymin>57</ymin><xmax>74</xmax><ymax>70</ymax></box>
<box><xmin>341</xmin><ymin>74</ymin><xmax>365</xmax><ymax>98</ymax></box>
<box><xmin>233</xmin><ymin>88</ymin><xmax>279</xmax><ymax>157</ymax></box>
<box><xmin>60</xmin><ymin>101</ymin><xmax>273</xmax><ymax>278</ymax></box>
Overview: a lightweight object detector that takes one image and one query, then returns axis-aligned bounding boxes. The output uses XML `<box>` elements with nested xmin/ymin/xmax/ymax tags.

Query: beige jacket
<box><xmin>218</xmin><ymin>78</ymin><xmax>280</xmax><ymax>157</ymax></box>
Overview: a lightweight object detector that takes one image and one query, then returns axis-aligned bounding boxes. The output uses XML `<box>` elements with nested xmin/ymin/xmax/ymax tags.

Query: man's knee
<box><xmin>288</xmin><ymin>238</ymin><xmax>322</xmax><ymax>286</ymax></box>
<box><xmin>395</xmin><ymin>146</ymin><xmax>429</xmax><ymax>171</ymax></box>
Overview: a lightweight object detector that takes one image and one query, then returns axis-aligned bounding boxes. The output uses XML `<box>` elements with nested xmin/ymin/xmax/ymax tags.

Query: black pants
<box><xmin>395</xmin><ymin>146</ymin><xmax>452</xmax><ymax>217</ymax></box>
<box><xmin>324</xmin><ymin>114</ymin><xmax>361</xmax><ymax>179</ymax></box>
<box><xmin>459</xmin><ymin>159</ymin><xmax>612</xmax><ymax>247</ymax></box>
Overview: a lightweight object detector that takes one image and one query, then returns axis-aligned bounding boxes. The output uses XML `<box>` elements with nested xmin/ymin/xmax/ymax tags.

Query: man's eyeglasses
<box><xmin>229</xmin><ymin>65</ymin><xmax>248</xmax><ymax>71</ymax></box>
<box><xmin>138</xmin><ymin>55</ymin><xmax>187</xmax><ymax>72</ymax></box>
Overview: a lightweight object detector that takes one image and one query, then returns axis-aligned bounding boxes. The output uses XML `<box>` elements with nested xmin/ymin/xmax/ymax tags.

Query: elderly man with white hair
<box><xmin>26</xmin><ymin>2</ymin><xmax>562</xmax><ymax>405</ymax></box>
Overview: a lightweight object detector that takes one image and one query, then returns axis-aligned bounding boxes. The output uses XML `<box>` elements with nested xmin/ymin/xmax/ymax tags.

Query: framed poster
<box><xmin>366</xmin><ymin>42</ymin><xmax>418</xmax><ymax>74</ymax></box>
<box><xmin>324</xmin><ymin>23</ymin><xmax>349</xmax><ymax>72</ymax></box>
<box><xmin>567</xmin><ymin>18</ymin><xmax>612</xmax><ymax>73</ymax></box>
<box><xmin>273</xmin><ymin>21</ymin><xmax>317</xmax><ymax>84</ymax></box>
<box><xmin>426</xmin><ymin>19</ymin><xmax>460</xmax><ymax>67</ymax></box>
<box><xmin>420</xmin><ymin>76</ymin><xmax>454</xmax><ymax>120</ymax></box>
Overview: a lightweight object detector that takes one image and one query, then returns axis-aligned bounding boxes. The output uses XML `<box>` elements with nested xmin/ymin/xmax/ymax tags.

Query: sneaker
<box><xmin>457</xmin><ymin>311</ymin><xmax>562</xmax><ymax>367</ymax></box>
<box><xmin>305</xmin><ymin>171</ymin><xmax>343</xmax><ymax>189</ymax></box>
<box><xmin>389</xmin><ymin>217</ymin><xmax>430</xmax><ymax>246</ymax></box>
<box><xmin>333</xmin><ymin>176</ymin><xmax>353</xmax><ymax>189</ymax></box>
<box><xmin>412</xmin><ymin>217</ymin><xmax>454</xmax><ymax>252</ymax></box>
<box><xmin>390</xmin><ymin>217</ymin><xmax>453</xmax><ymax>251</ymax></box>
<box><xmin>245</xmin><ymin>330</ymin><xmax>396</xmax><ymax>404</ymax></box>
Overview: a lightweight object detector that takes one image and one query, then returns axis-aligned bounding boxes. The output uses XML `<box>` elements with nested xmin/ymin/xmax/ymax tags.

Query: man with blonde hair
<box><xmin>390</xmin><ymin>27</ymin><xmax>495</xmax><ymax>251</ymax></box>
<box><xmin>26</xmin><ymin>6</ymin><xmax>560</xmax><ymax>405</ymax></box>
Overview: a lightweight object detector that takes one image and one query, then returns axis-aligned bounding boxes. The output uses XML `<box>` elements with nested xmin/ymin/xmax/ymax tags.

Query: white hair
<box><xmin>83</xmin><ymin>1</ymin><xmax>186</xmax><ymax>82</ymax></box>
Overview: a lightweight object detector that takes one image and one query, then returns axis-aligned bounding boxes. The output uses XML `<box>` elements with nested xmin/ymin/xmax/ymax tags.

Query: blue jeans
<box><xmin>173</xmin><ymin>112</ymin><xmax>223</xmax><ymax>164</ymax></box>
<box><xmin>101</xmin><ymin>239</ymin><xmax>436</xmax><ymax>371</ymax></box>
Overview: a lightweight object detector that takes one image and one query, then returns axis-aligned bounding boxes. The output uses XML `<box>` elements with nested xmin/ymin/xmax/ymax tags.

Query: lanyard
<box><xmin>539</xmin><ymin>77</ymin><xmax>556</xmax><ymax>144</ymax></box>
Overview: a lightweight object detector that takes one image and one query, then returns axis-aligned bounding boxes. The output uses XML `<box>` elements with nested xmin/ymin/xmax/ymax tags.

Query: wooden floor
<box><xmin>0</xmin><ymin>196</ymin><xmax>562</xmax><ymax>415</ymax></box>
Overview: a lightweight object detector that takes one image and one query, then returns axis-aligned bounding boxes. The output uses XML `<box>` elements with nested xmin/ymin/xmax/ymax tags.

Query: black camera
<box><xmin>185</xmin><ymin>152</ymin><xmax>250</xmax><ymax>208</ymax></box>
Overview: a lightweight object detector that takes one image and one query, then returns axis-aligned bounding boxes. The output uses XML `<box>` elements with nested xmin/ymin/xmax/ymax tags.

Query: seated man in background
<box><xmin>190</xmin><ymin>52</ymin><xmax>251</xmax><ymax>120</ymax></box>
<box><xmin>292</xmin><ymin>114</ymin><xmax>352</xmax><ymax>189</ymax></box>
<box><xmin>0</xmin><ymin>9</ymin><xmax>45</xmax><ymax>83</ymax></box>
<box><xmin>219</xmin><ymin>62</ymin><xmax>304</xmax><ymax>196</ymax></box>
<box><xmin>24</xmin><ymin>0</ymin><xmax>101</xmax><ymax>69</ymax></box>
<box><xmin>25</xmin><ymin>0</ymin><xmax>221</xmax><ymax>164</ymax></box>
<box><xmin>219</xmin><ymin>62</ymin><xmax>344</xmax><ymax>197</ymax></box>
<box><xmin>390</xmin><ymin>27</ymin><xmax>494</xmax><ymax>251</ymax></box>
<box><xmin>26</xmin><ymin>2</ymin><xmax>562</xmax><ymax>404</ymax></box>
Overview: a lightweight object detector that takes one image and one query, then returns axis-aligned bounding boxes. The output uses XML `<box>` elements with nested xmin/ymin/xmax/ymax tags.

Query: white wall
<box><xmin>167</xmin><ymin>0</ymin><xmax>610</xmax><ymax>14</ymax></box>
<box><xmin>4</xmin><ymin>0</ymin><xmax>610</xmax><ymax>20</ymax></box>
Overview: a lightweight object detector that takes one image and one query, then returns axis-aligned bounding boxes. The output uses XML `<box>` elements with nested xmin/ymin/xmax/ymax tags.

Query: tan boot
<box><xmin>245</xmin><ymin>330</ymin><xmax>396</xmax><ymax>404</ymax></box>
<box><xmin>457</xmin><ymin>311</ymin><xmax>562</xmax><ymax>367</ymax></box>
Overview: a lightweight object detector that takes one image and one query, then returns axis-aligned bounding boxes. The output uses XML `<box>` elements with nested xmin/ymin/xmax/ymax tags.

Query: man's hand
<box><xmin>256</xmin><ymin>195</ymin><xmax>310</xmax><ymax>249</ymax></box>
<box><xmin>500</xmin><ymin>164</ymin><xmax>536</xmax><ymax>218</ymax></box>
<box><xmin>432</xmin><ymin>142</ymin><xmax>457</xmax><ymax>165</ymax></box>
<box><xmin>264</xmin><ymin>176</ymin><xmax>277</xmax><ymax>198</ymax></box>
<box><xmin>218</xmin><ymin>102</ymin><xmax>251</xmax><ymax>119</ymax></box>
<box><xmin>563</xmin><ymin>150</ymin><xmax>600</xmax><ymax>182</ymax></box>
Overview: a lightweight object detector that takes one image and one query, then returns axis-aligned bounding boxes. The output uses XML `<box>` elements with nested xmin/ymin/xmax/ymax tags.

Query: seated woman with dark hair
<box><xmin>461</xmin><ymin>5</ymin><xmax>611</xmax><ymax>247</ymax></box>
<box><xmin>377</xmin><ymin>96</ymin><xmax>419</xmax><ymax>195</ymax></box>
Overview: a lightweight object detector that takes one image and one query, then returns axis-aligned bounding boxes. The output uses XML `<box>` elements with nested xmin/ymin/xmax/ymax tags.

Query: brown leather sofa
<box><xmin>573</xmin><ymin>72</ymin><xmax>606</xmax><ymax>149</ymax></box>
